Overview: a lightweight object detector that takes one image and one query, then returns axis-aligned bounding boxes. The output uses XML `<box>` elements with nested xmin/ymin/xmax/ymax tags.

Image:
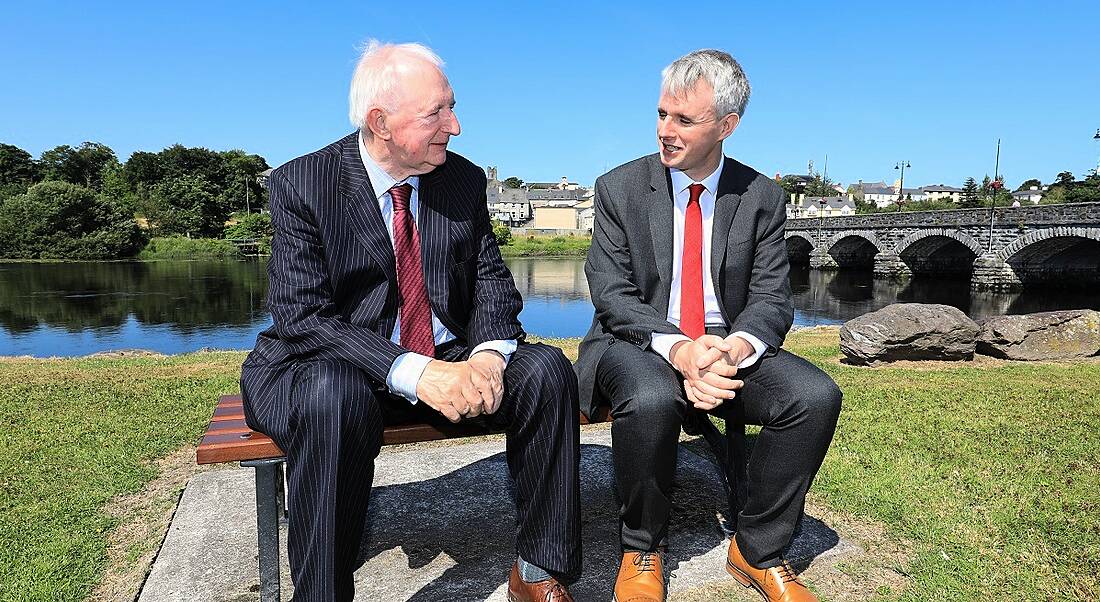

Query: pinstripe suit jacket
<box><xmin>241</xmin><ymin>132</ymin><xmax>524</xmax><ymax>414</ymax></box>
<box><xmin>574</xmin><ymin>154</ymin><xmax>795</xmax><ymax>418</ymax></box>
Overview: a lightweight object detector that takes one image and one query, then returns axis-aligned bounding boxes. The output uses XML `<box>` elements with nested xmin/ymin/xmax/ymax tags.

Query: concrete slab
<box><xmin>141</xmin><ymin>428</ymin><xmax>859</xmax><ymax>601</ymax></box>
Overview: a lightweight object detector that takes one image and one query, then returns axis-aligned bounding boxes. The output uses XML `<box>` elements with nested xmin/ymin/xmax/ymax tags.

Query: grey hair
<box><xmin>348</xmin><ymin>40</ymin><xmax>445</xmax><ymax>129</ymax></box>
<box><xmin>661</xmin><ymin>49</ymin><xmax>750</xmax><ymax>118</ymax></box>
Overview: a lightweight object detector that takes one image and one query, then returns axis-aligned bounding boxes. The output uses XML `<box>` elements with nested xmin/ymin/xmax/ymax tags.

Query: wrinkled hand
<box><xmin>416</xmin><ymin>360</ymin><xmax>486</xmax><ymax>422</ymax></box>
<box><xmin>467</xmin><ymin>351</ymin><xmax>505</xmax><ymax>415</ymax></box>
<box><xmin>670</xmin><ymin>335</ymin><xmax>744</xmax><ymax>411</ymax></box>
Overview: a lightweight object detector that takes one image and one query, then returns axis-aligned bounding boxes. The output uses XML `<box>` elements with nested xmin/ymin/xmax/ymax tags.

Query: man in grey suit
<box><xmin>574</xmin><ymin>50</ymin><xmax>841</xmax><ymax>602</ymax></box>
<box><xmin>241</xmin><ymin>42</ymin><xmax>579</xmax><ymax>601</ymax></box>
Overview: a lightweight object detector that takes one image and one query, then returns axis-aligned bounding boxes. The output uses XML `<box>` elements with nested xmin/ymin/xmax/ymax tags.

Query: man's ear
<box><xmin>365</xmin><ymin>107</ymin><xmax>390</xmax><ymax>140</ymax></box>
<box><xmin>718</xmin><ymin>113</ymin><xmax>741</xmax><ymax>141</ymax></box>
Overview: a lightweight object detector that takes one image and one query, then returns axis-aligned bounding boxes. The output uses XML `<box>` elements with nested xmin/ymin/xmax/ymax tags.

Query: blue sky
<box><xmin>3</xmin><ymin>1</ymin><xmax>1098</xmax><ymax>189</ymax></box>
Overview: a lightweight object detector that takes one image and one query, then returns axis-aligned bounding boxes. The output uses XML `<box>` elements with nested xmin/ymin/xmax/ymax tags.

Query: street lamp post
<box><xmin>817</xmin><ymin>196</ymin><xmax>828</xmax><ymax>249</ymax></box>
<box><xmin>894</xmin><ymin>161</ymin><xmax>910</xmax><ymax>212</ymax></box>
<box><xmin>1094</xmin><ymin>129</ymin><xmax>1099</xmax><ymax>177</ymax></box>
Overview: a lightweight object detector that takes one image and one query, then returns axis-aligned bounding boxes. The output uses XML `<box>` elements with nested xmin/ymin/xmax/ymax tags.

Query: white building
<box><xmin>1011</xmin><ymin>186</ymin><xmax>1044</xmax><ymax>204</ymax></box>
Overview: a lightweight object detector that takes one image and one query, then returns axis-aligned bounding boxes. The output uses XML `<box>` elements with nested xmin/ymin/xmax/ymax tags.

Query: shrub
<box><xmin>139</xmin><ymin>236</ymin><xmax>241</xmax><ymax>259</ymax></box>
<box><xmin>0</xmin><ymin>181</ymin><xmax>144</xmax><ymax>259</ymax></box>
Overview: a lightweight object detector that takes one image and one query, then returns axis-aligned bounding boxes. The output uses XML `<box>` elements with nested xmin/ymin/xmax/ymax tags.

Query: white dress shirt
<box><xmin>650</xmin><ymin>156</ymin><xmax>767</xmax><ymax>368</ymax></box>
<box><xmin>360</xmin><ymin>136</ymin><xmax>517</xmax><ymax>403</ymax></box>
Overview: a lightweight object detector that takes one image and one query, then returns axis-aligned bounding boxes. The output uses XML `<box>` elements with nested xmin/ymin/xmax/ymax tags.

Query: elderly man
<box><xmin>574</xmin><ymin>50</ymin><xmax>842</xmax><ymax>602</ymax></box>
<box><xmin>241</xmin><ymin>42</ymin><xmax>579</xmax><ymax>601</ymax></box>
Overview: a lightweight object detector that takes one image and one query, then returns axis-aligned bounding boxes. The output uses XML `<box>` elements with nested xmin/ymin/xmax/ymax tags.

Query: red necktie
<box><xmin>680</xmin><ymin>183</ymin><xmax>706</xmax><ymax>340</ymax></box>
<box><xmin>390</xmin><ymin>183</ymin><xmax>435</xmax><ymax>357</ymax></box>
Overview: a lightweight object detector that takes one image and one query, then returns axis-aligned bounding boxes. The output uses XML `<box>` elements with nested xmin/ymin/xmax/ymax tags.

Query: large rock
<box><xmin>840</xmin><ymin>303</ymin><xmax>979</xmax><ymax>364</ymax></box>
<box><xmin>977</xmin><ymin>309</ymin><xmax>1100</xmax><ymax>360</ymax></box>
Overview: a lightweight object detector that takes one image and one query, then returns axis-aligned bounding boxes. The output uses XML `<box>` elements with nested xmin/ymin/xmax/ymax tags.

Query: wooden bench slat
<box><xmin>198</xmin><ymin>393</ymin><xmax>611</xmax><ymax>465</ymax></box>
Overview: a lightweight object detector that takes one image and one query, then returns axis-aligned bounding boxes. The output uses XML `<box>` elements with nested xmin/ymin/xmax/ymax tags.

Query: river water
<box><xmin>1</xmin><ymin>258</ymin><xmax>1096</xmax><ymax>357</ymax></box>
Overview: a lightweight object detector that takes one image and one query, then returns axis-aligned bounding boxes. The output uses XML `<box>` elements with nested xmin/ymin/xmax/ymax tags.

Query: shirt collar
<box><xmin>669</xmin><ymin>154</ymin><xmax>725</xmax><ymax>198</ymax></box>
<box><xmin>358</xmin><ymin>132</ymin><xmax>419</xmax><ymax>200</ymax></box>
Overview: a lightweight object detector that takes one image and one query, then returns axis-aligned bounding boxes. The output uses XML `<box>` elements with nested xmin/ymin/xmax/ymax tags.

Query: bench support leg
<box><xmin>244</xmin><ymin>458</ymin><xmax>284</xmax><ymax>602</ymax></box>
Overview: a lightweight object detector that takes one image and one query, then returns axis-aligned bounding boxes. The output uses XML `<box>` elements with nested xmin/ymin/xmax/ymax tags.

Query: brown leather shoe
<box><xmin>507</xmin><ymin>561</ymin><xmax>574</xmax><ymax>602</ymax></box>
<box><xmin>726</xmin><ymin>536</ymin><xmax>817</xmax><ymax>602</ymax></box>
<box><xmin>613</xmin><ymin>551</ymin><xmax>666</xmax><ymax>602</ymax></box>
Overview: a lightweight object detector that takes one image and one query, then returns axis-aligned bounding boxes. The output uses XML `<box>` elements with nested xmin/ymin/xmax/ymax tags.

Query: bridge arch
<box><xmin>996</xmin><ymin>227</ymin><xmax>1100</xmax><ymax>289</ymax></box>
<box><xmin>825</xmin><ymin>231</ymin><xmax>882</xmax><ymax>269</ymax></box>
<box><xmin>893</xmin><ymin>229</ymin><xmax>983</xmax><ymax>276</ymax></box>
<box><xmin>784</xmin><ymin>232</ymin><xmax>815</xmax><ymax>265</ymax></box>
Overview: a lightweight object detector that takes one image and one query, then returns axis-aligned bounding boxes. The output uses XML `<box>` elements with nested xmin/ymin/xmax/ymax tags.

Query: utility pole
<box><xmin>987</xmin><ymin>139</ymin><xmax>1001</xmax><ymax>253</ymax></box>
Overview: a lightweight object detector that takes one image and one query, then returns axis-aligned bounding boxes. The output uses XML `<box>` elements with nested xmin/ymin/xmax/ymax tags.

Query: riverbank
<box><xmin>1</xmin><ymin>329</ymin><xmax>1097</xmax><ymax>600</ymax></box>
<box><xmin>498</xmin><ymin>235</ymin><xmax>590</xmax><ymax>257</ymax></box>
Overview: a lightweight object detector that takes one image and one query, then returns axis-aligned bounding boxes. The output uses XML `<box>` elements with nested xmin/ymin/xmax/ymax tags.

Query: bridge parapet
<box><xmin>785</xmin><ymin>201</ymin><xmax>1100</xmax><ymax>230</ymax></box>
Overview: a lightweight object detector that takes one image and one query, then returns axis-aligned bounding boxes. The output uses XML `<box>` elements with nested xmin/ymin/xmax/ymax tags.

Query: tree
<box><xmin>1055</xmin><ymin>171</ymin><xmax>1074</xmax><ymax>187</ymax></box>
<box><xmin>960</xmin><ymin>177</ymin><xmax>981</xmax><ymax>208</ymax></box>
<box><xmin>1016</xmin><ymin>178</ymin><xmax>1041</xmax><ymax>191</ymax></box>
<box><xmin>503</xmin><ymin>176</ymin><xmax>524</xmax><ymax>189</ymax></box>
<box><xmin>805</xmin><ymin>173</ymin><xmax>837</xmax><ymax>198</ymax></box>
<box><xmin>778</xmin><ymin>175</ymin><xmax>804</xmax><ymax>201</ymax></box>
<box><xmin>0</xmin><ymin>143</ymin><xmax>40</xmax><ymax>198</ymax></box>
<box><xmin>0</xmin><ymin>181</ymin><xmax>143</xmax><ymax>259</ymax></box>
<box><xmin>141</xmin><ymin>174</ymin><xmax>224</xmax><ymax>237</ymax></box>
<box><xmin>39</xmin><ymin>142</ymin><xmax>118</xmax><ymax>190</ymax></box>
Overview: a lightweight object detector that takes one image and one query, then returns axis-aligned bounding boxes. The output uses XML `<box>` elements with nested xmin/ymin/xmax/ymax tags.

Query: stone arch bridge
<box><xmin>784</xmin><ymin>202</ymin><xmax>1100</xmax><ymax>290</ymax></box>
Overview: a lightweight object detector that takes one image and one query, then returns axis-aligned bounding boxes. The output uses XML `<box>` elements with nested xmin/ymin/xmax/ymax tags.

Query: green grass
<box><xmin>138</xmin><ymin>236</ymin><xmax>241</xmax><ymax>259</ymax></box>
<box><xmin>0</xmin><ymin>353</ymin><xmax>243</xmax><ymax>601</ymax></box>
<box><xmin>784</xmin><ymin>328</ymin><xmax>1100</xmax><ymax>600</ymax></box>
<box><xmin>0</xmin><ymin>330</ymin><xmax>1097</xmax><ymax>600</ymax></box>
<box><xmin>498</xmin><ymin>235</ymin><xmax>590</xmax><ymax>257</ymax></box>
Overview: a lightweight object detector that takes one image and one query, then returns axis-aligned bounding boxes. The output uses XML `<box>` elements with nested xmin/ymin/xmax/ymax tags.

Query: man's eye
<box><xmin>657</xmin><ymin>111</ymin><xmax>667</xmax><ymax>119</ymax></box>
<box><xmin>680</xmin><ymin>118</ymin><xmax>693</xmax><ymax>125</ymax></box>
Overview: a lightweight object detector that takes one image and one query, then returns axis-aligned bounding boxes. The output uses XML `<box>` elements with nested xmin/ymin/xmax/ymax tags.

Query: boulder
<box><xmin>977</xmin><ymin>309</ymin><xmax>1100</xmax><ymax>360</ymax></box>
<box><xmin>840</xmin><ymin>303</ymin><xmax>979</xmax><ymax>365</ymax></box>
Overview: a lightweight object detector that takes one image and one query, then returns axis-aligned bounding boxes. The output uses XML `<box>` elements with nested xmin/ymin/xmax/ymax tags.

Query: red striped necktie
<box><xmin>680</xmin><ymin>183</ymin><xmax>706</xmax><ymax>340</ymax></box>
<box><xmin>389</xmin><ymin>183</ymin><xmax>436</xmax><ymax>357</ymax></box>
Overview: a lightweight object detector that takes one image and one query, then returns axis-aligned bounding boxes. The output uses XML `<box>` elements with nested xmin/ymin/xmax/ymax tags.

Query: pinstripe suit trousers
<box><xmin>242</xmin><ymin>341</ymin><xmax>581</xmax><ymax>601</ymax></box>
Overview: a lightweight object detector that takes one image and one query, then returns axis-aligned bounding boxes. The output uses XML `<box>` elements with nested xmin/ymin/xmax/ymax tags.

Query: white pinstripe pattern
<box><xmin>239</xmin><ymin>133</ymin><xmax>581</xmax><ymax>600</ymax></box>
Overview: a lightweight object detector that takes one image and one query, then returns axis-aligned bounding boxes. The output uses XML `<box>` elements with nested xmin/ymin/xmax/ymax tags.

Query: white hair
<box><xmin>661</xmin><ymin>49</ymin><xmax>750</xmax><ymax>118</ymax></box>
<box><xmin>348</xmin><ymin>40</ymin><xmax>445</xmax><ymax>129</ymax></box>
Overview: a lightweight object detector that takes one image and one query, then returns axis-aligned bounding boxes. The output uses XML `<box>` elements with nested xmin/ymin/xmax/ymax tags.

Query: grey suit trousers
<box><xmin>595</xmin><ymin>336</ymin><xmax>841</xmax><ymax>568</ymax></box>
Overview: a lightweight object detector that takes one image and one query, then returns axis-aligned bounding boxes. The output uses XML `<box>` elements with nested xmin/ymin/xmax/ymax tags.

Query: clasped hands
<box><xmin>670</xmin><ymin>334</ymin><xmax>753</xmax><ymax>411</ymax></box>
<box><xmin>414</xmin><ymin>351</ymin><xmax>505</xmax><ymax>423</ymax></box>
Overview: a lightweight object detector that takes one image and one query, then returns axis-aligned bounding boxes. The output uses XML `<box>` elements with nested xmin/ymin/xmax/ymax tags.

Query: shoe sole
<box><xmin>726</xmin><ymin>559</ymin><xmax>769</xmax><ymax>602</ymax></box>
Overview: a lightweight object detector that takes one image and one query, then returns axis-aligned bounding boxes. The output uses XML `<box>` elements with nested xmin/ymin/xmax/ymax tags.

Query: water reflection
<box><xmin>1</xmin><ymin>259</ymin><xmax>1097</xmax><ymax>357</ymax></box>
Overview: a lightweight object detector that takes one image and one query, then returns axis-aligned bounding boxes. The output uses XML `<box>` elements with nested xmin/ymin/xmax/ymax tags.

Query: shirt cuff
<box><xmin>470</xmin><ymin>339</ymin><xmax>518</xmax><ymax>367</ymax></box>
<box><xmin>387</xmin><ymin>352</ymin><xmax>433</xmax><ymax>404</ymax></box>
<box><xmin>730</xmin><ymin>331</ymin><xmax>768</xmax><ymax>368</ymax></box>
<box><xmin>650</xmin><ymin>333</ymin><xmax>692</xmax><ymax>366</ymax></box>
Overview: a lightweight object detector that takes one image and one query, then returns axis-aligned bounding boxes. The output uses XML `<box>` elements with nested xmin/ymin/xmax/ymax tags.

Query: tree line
<box><xmin>0</xmin><ymin>141</ymin><xmax>272</xmax><ymax>259</ymax></box>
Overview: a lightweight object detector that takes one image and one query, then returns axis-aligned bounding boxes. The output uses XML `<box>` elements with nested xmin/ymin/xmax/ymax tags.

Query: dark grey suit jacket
<box><xmin>574</xmin><ymin>153</ymin><xmax>794</xmax><ymax>417</ymax></box>
<box><xmin>241</xmin><ymin>132</ymin><xmax>523</xmax><ymax>427</ymax></box>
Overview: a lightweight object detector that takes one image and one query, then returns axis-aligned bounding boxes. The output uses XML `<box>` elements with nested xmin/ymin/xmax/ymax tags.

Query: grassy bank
<box><xmin>498</xmin><ymin>235</ymin><xmax>590</xmax><ymax>257</ymax></box>
<box><xmin>1</xmin><ymin>330</ymin><xmax>1097</xmax><ymax>600</ymax></box>
<box><xmin>137</xmin><ymin>236</ymin><xmax>241</xmax><ymax>259</ymax></box>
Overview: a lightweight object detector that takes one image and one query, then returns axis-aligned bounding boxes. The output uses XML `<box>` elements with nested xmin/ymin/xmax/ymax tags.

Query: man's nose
<box><xmin>447</xmin><ymin>110</ymin><xmax>461</xmax><ymax>136</ymax></box>
<box><xmin>657</xmin><ymin>117</ymin><xmax>673</xmax><ymax>139</ymax></box>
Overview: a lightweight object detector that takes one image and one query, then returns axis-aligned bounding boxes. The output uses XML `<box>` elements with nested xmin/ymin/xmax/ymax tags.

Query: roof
<box><xmin>1011</xmin><ymin>189</ymin><xmax>1043</xmax><ymax>197</ymax></box>
<box><xmin>920</xmin><ymin>184</ymin><xmax>963</xmax><ymax>193</ymax></box>
<box><xmin>804</xmin><ymin>196</ymin><xmax>855</xmax><ymax>210</ymax></box>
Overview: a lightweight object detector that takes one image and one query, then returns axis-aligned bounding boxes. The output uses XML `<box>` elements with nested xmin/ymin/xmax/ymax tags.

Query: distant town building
<box><xmin>788</xmin><ymin>196</ymin><xmax>855</xmax><ymax>219</ymax></box>
<box><xmin>857</xmin><ymin>181</ymin><xmax>898</xmax><ymax>208</ymax></box>
<box><xmin>532</xmin><ymin>204</ymin><xmax>581</xmax><ymax>230</ymax></box>
<box><xmin>485</xmin><ymin>166</ymin><xmax>531</xmax><ymax>225</ymax></box>
<box><xmin>1011</xmin><ymin>186</ymin><xmax>1045</xmax><ymax>205</ymax></box>
<box><xmin>576</xmin><ymin>198</ymin><xmax>595</xmax><ymax>231</ymax></box>
<box><xmin>918</xmin><ymin>184</ymin><xmax>963</xmax><ymax>202</ymax></box>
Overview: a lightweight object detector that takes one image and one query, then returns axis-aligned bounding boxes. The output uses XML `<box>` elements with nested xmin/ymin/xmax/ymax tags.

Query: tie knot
<box><xmin>389</xmin><ymin>183</ymin><xmax>413</xmax><ymax>212</ymax></box>
<box><xmin>688</xmin><ymin>183</ymin><xmax>705</xmax><ymax>204</ymax></box>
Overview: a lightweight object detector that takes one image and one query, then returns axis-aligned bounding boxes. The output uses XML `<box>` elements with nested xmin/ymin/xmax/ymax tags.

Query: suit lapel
<box><xmin>710</xmin><ymin>157</ymin><xmax>745</xmax><ymax>321</ymax></box>
<box><xmin>339</xmin><ymin>135</ymin><xmax>397</xmax><ymax>283</ymax></box>
<box><xmin>416</xmin><ymin>169</ymin><xmax>451</xmax><ymax>321</ymax></box>
<box><xmin>647</xmin><ymin>156</ymin><xmax>675</xmax><ymax>313</ymax></box>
